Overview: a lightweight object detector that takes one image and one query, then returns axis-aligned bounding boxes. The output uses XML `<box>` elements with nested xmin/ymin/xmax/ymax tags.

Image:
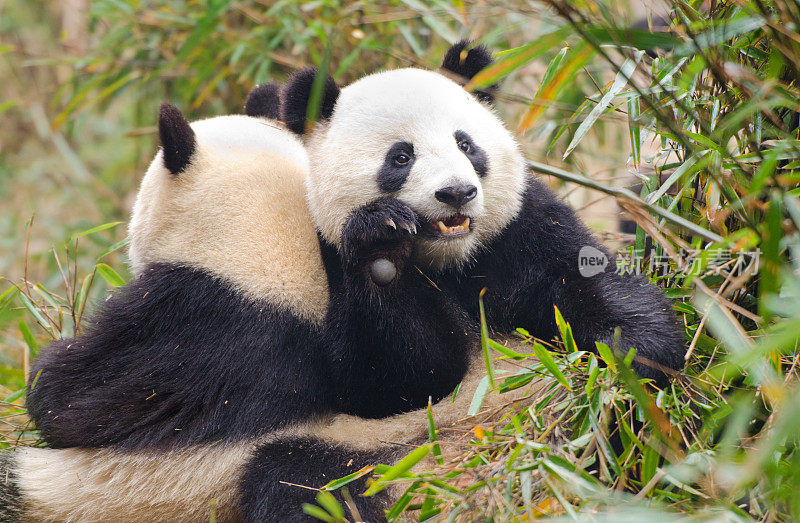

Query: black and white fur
<box><xmin>1</xmin><ymin>41</ymin><xmax>685</xmax><ymax>522</ymax></box>
<box><xmin>291</xmin><ymin>41</ymin><xmax>684</xmax><ymax>383</ymax></box>
<box><xmin>0</xmin><ymin>83</ymin><xmax>495</xmax><ymax>522</ymax></box>
<box><xmin>0</xmin><ymin>91</ymin><xmax>405</xmax><ymax>521</ymax></box>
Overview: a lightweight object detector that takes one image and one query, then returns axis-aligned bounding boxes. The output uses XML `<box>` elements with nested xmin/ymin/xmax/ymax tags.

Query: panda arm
<box><xmin>472</xmin><ymin>179</ymin><xmax>685</xmax><ymax>383</ymax></box>
<box><xmin>320</xmin><ymin>197</ymin><xmax>476</xmax><ymax>419</ymax></box>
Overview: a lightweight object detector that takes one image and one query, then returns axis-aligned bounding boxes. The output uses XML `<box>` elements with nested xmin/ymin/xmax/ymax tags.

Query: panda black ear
<box><xmin>441</xmin><ymin>39</ymin><xmax>497</xmax><ymax>104</ymax></box>
<box><xmin>245</xmin><ymin>83</ymin><xmax>281</xmax><ymax>120</ymax></box>
<box><xmin>281</xmin><ymin>67</ymin><xmax>340</xmax><ymax>135</ymax></box>
<box><xmin>158</xmin><ymin>102</ymin><xmax>196</xmax><ymax>175</ymax></box>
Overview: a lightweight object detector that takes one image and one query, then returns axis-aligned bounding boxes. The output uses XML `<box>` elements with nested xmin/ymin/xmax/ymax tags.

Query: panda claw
<box><xmin>410</xmin><ymin>223</ymin><xmax>417</xmax><ymax>235</ymax></box>
<box><xmin>385</xmin><ymin>218</ymin><xmax>396</xmax><ymax>229</ymax></box>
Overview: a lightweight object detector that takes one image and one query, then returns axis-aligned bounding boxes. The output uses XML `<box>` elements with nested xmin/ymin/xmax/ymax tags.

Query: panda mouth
<box><xmin>426</xmin><ymin>214</ymin><xmax>472</xmax><ymax>238</ymax></box>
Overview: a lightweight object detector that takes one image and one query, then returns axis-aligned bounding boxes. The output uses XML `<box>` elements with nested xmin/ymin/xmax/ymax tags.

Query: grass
<box><xmin>2</xmin><ymin>0</ymin><xmax>800</xmax><ymax>521</ymax></box>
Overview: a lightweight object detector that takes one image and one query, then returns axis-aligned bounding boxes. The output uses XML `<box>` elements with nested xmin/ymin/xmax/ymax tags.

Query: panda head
<box><xmin>127</xmin><ymin>86</ymin><xmax>330</xmax><ymax>324</ymax></box>
<box><xmin>284</xmin><ymin>41</ymin><xmax>527</xmax><ymax>270</ymax></box>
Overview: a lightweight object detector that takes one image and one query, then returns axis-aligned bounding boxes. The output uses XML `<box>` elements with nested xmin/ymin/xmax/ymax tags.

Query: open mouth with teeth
<box><xmin>425</xmin><ymin>214</ymin><xmax>472</xmax><ymax>238</ymax></box>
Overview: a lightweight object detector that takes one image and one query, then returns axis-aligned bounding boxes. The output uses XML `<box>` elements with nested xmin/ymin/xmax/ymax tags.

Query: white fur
<box><xmin>305</xmin><ymin>68</ymin><xmax>527</xmax><ymax>269</ymax></box>
<box><xmin>13</xmin><ymin>444</ymin><xmax>251</xmax><ymax>522</ymax></box>
<box><xmin>128</xmin><ymin>115</ymin><xmax>329</xmax><ymax>325</ymax></box>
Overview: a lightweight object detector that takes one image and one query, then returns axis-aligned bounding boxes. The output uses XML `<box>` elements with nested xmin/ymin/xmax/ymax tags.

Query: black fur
<box><xmin>377</xmin><ymin>142</ymin><xmax>415</xmax><ymax>193</ymax></box>
<box><xmin>238</xmin><ymin>437</ymin><xmax>393</xmax><ymax>522</ymax></box>
<box><xmin>282</xmin><ymin>67</ymin><xmax>340</xmax><ymax>135</ymax></box>
<box><xmin>158</xmin><ymin>103</ymin><xmax>196</xmax><ymax>175</ymax></box>
<box><xmin>431</xmin><ymin>178</ymin><xmax>685</xmax><ymax>383</ymax></box>
<box><xmin>454</xmin><ymin>130</ymin><xmax>488</xmax><ymax>177</ymax></box>
<box><xmin>245</xmin><ymin>83</ymin><xmax>281</xmax><ymax>120</ymax></box>
<box><xmin>441</xmin><ymin>39</ymin><xmax>497</xmax><ymax>103</ymax></box>
<box><xmin>0</xmin><ymin>452</ymin><xmax>23</xmax><ymax>522</ymax></box>
<box><xmin>26</xmin><ymin>264</ymin><xmax>334</xmax><ymax>449</ymax></box>
<box><xmin>324</xmin><ymin>197</ymin><xmax>476</xmax><ymax>417</ymax></box>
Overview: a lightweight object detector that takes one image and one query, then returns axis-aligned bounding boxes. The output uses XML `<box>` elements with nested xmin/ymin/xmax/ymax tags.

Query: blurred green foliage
<box><xmin>3</xmin><ymin>0</ymin><xmax>800</xmax><ymax>520</ymax></box>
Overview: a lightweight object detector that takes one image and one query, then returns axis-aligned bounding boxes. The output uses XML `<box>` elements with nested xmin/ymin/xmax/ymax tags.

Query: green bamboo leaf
<box><xmin>301</xmin><ymin>504</ymin><xmax>335</xmax><ymax>523</ymax></box>
<box><xmin>595</xmin><ymin>342</ymin><xmax>617</xmax><ymax>373</ymax></box>
<box><xmin>467</xmin><ymin>374</ymin><xmax>491</xmax><ymax>416</ymax></box>
<box><xmin>498</xmin><ymin>373</ymin><xmax>534</xmax><ymax>393</ymax></box>
<box><xmin>68</xmin><ymin>222</ymin><xmax>121</xmax><ymax>242</ymax></box>
<box><xmin>175</xmin><ymin>3</ymin><xmax>231</xmax><ymax>63</ymax></box>
<box><xmin>18</xmin><ymin>292</ymin><xmax>52</xmax><ymax>335</ymax></box>
<box><xmin>75</xmin><ymin>273</ymin><xmax>95</xmax><ymax>322</ymax></box>
<box><xmin>467</xmin><ymin>27</ymin><xmax>572</xmax><ymax>90</ymax></box>
<box><xmin>314</xmin><ymin>491</ymin><xmax>344</xmax><ymax>521</ymax></box>
<box><xmin>553</xmin><ymin>306</ymin><xmax>577</xmax><ymax>353</ymax></box>
<box><xmin>582</xmin><ymin>25</ymin><xmax>682</xmax><ymax>52</ymax></box>
<box><xmin>529</xmin><ymin>342</ymin><xmax>571</xmax><ymax>391</ymax></box>
<box><xmin>427</xmin><ymin>402</ymin><xmax>444</xmax><ymax>466</ymax></box>
<box><xmin>628</xmin><ymin>93</ymin><xmax>641</xmax><ymax>168</ymax></box>
<box><xmin>488</xmin><ymin>338</ymin><xmax>528</xmax><ymax>360</ymax></box>
<box><xmin>0</xmin><ymin>101</ymin><xmax>18</xmax><ymax>115</ymax></box>
<box><xmin>18</xmin><ymin>320</ymin><xmax>37</xmax><ymax>354</ymax></box>
<box><xmin>563</xmin><ymin>53</ymin><xmax>642</xmax><ymax>159</ymax></box>
<box><xmin>4</xmin><ymin>389</ymin><xmax>25</xmax><ymax>403</ymax></box>
<box><xmin>95</xmin><ymin>263</ymin><xmax>126</xmax><ymax>288</ymax></box>
<box><xmin>478</xmin><ymin>288</ymin><xmax>495</xmax><ymax>389</ymax></box>
<box><xmin>364</xmin><ymin>444</ymin><xmax>431</xmax><ymax>496</ymax></box>
<box><xmin>518</xmin><ymin>43</ymin><xmax>595</xmax><ymax>134</ymax></box>
<box><xmin>97</xmin><ymin>237</ymin><xmax>131</xmax><ymax>261</ymax></box>
<box><xmin>321</xmin><ymin>465</ymin><xmax>375</xmax><ymax>491</ymax></box>
<box><xmin>385</xmin><ymin>484</ymin><xmax>419</xmax><ymax>521</ymax></box>
<box><xmin>646</xmin><ymin>153</ymin><xmax>710</xmax><ymax>204</ymax></box>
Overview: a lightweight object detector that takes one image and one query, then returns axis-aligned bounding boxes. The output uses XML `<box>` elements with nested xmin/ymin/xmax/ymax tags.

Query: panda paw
<box><xmin>341</xmin><ymin>198</ymin><xmax>418</xmax><ymax>276</ymax></box>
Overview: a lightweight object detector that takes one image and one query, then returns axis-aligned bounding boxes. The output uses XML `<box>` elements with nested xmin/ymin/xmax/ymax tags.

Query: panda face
<box><xmin>305</xmin><ymin>68</ymin><xmax>527</xmax><ymax>269</ymax></box>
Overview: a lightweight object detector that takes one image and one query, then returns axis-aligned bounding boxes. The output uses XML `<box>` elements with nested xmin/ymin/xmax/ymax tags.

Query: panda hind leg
<box><xmin>238</xmin><ymin>437</ymin><xmax>393</xmax><ymax>522</ymax></box>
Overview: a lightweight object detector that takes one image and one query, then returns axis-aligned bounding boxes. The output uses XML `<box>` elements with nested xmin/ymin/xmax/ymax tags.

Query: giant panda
<box><xmin>0</xmin><ymin>84</ymin><xmax>523</xmax><ymax>522</ymax></box>
<box><xmin>233</xmin><ymin>40</ymin><xmax>687</xmax><ymax>520</ymax></box>
<box><xmin>0</xmin><ymin>41</ymin><xmax>685</xmax><ymax>521</ymax></box>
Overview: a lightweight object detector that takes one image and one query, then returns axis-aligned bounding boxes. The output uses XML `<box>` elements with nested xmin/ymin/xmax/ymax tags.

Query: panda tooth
<box><xmin>463</xmin><ymin>217</ymin><xmax>470</xmax><ymax>229</ymax></box>
<box><xmin>437</xmin><ymin>221</ymin><xmax>447</xmax><ymax>233</ymax></box>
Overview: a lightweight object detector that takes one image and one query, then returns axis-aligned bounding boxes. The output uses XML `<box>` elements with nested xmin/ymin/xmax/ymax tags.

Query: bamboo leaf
<box><xmin>364</xmin><ymin>444</ymin><xmax>431</xmax><ymax>496</ymax></box>
<box><xmin>563</xmin><ymin>53</ymin><xmax>642</xmax><ymax>159</ymax></box>
<box><xmin>68</xmin><ymin>222</ymin><xmax>121</xmax><ymax>242</ymax></box>
<box><xmin>95</xmin><ymin>263</ymin><xmax>126</xmax><ymax>288</ymax></box>
<box><xmin>530</xmin><ymin>341</ymin><xmax>571</xmax><ymax>391</ymax></box>
<box><xmin>467</xmin><ymin>27</ymin><xmax>572</xmax><ymax>90</ymax></box>
<box><xmin>478</xmin><ymin>288</ymin><xmax>495</xmax><ymax>388</ymax></box>
<box><xmin>321</xmin><ymin>466</ymin><xmax>375</xmax><ymax>491</ymax></box>
<box><xmin>518</xmin><ymin>43</ymin><xmax>595</xmax><ymax>134</ymax></box>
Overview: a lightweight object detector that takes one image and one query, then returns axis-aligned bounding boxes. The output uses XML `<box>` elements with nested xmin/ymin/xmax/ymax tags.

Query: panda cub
<box><xmin>240</xmin><ymin>40</ymin><xmax>687</xmax><ymax>519</ymax></box>
<box><xmin>284</xmin><ymin>40</ymin><xmax>685</xmax><ymax>388</ymax></box>
<box><xmin>1</xmin><ymin>84</ymin><xmax>488</xmax><ymax>522</ymax></box>
<box><xmin>1</xmin><ymin>41</ymin><xmax>686</xmax><ymax>522</ymax></box>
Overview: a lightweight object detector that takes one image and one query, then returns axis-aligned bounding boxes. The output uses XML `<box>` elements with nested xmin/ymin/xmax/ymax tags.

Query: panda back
<box><xmin>129</xmin><ymin>115</ymin><xmax>329</xmax><ymax>325</ymax></box>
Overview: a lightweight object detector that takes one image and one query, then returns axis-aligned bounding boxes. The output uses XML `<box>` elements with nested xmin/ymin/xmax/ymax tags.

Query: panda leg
<box><xmin>238</xmin><ymin>438</ymin><xmax>392</xmax><ymax>522</ymax></box>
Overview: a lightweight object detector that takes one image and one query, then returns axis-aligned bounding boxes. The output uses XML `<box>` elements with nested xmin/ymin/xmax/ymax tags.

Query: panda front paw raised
<box><xmin>341</xmin><ymin>198</ymin><xmax>419</xmax><ymax>285</ymax></box>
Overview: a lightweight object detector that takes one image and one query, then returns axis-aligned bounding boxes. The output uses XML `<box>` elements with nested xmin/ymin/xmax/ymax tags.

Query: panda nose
<box><xmin>435</xmin><ymin>184</ymin><xmax>477</xmax><ymax>208</ymax></box>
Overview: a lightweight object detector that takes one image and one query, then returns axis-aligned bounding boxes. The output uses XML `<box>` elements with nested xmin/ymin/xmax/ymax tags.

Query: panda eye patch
<box><xmin>377</xmin><ymin>141</ymin><xmax>415</xmax><ymax>193</ymax></box>
<box><xmin>454</xmin><ymin>130</ymin><xmax>489</xmax><ymax>177</ymax></box>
